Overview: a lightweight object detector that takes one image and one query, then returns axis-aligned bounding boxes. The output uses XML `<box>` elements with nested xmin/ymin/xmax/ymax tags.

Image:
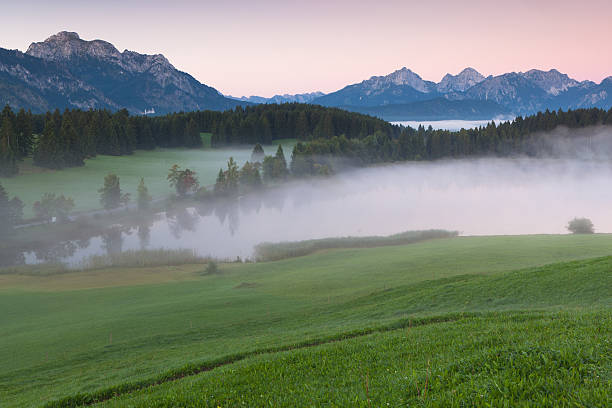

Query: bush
<box><xmin>202</xmin><ymin>260</ymin><xmax>219</xmax><ymax>275</ymax></box>
<box><xmin>567</xmin><ymin>217</ymin><xmax>594</xmax><ymax>234</ymax></box>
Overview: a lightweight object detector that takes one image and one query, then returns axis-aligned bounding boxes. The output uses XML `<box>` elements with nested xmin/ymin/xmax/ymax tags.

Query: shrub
<box><xmin>566</xmin><ymin>217</ymin><xmax>594</xmax><ymax>234</ymax></box>
<box><xmin>203</xmin><ymin>260</ymin><xmax>219</xmax><ymax>275</ymax></box>
<box><xmin>168</xmin><ymin>165</ymin><xmax>199</xmax><ymax>197</ymax></box>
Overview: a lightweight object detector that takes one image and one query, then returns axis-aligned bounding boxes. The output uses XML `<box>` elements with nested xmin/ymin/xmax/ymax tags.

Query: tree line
<box><xmin>3</xmin><ymin>103</ymin><xmax>609</xmax><ymax>178</ymax></box>
<box><xmin>0</xmin><ymin>104</ymin><xmax>396</xmax><ymax>176</ymax></box>
<box><xmin>290</xmin><ymin>107</ymin><xmax>612</xmax><ymax>175</ymax></box>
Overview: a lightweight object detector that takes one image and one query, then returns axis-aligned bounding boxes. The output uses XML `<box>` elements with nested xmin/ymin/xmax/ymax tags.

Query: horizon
<box><xmin>1</xmin><ymin>0</ymin><xmax>611</xmax><ymax>97</ymax></box>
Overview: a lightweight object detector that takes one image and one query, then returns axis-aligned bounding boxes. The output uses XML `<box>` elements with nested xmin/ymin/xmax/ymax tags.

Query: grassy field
<box><xmin>0</xmin><ymin>136</ymin><xmax>294</xmax><ymax>217</ymax></box>
<box><xmin>1</xmin><ymin>234</ymin><xmax>611</xmax><ymax>407</ymax></box>
<box><xmin>97</xmin><ymin>312</ymin><xmax>610</xmax><ymax>408</ymax></box>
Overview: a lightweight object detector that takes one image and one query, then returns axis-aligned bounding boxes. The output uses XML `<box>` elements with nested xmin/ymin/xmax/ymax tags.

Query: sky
<box><xmin>1</xmin><ymin>0</ymin><xmax>611</xmax><ymax>97</ymax></box>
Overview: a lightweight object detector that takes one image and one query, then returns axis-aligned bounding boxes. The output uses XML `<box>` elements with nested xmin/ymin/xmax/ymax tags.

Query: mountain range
<box><xmin>312</xmin><ymin>67</ymin><xmax>611</xmax><ymax>120</ymax></box>
<box><xmin>0</xmin><ymin>32</ymin><xmax>610</xmax><ymax>120</ymax></box>
<box><xmin>228</xmin><ymin>92</ymin><xmax>325</xmax><ymax>104</ymax></box>
<box><xmin>0</xmin><ymin>31</ymin><xmax>244</xmax><ymax>114</ymax></box>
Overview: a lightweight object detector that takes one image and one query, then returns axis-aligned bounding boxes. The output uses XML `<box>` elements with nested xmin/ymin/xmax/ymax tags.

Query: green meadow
<box><xmin>0</xmin><ymin>234</ymin><xmax>611</xmax><ymax>407</ymax></box>
<box><xmin>0</xmin><ymin>136</ymin><xmax>294</xmax><ymax>218</ymax></box>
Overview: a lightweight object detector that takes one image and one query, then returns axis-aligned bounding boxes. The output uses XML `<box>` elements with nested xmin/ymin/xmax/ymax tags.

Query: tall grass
<box><xmin>0</xmin><ymin>263</ymin><xmax>70</xmax><ymax>276</ymax></box>
<box><xmin>254</xmin><ymin>229</ymin><xmax>458</xmax><ymax>261</ymax></box>
<box><xmin>0</xmin><ymin>249</ymin><xmax>210</xmax><ymax>276</ymax></box>
<box><xmin>78</xmin><ymin>249</ymin><xmax>209</xmax><ymax>270</ymax></box>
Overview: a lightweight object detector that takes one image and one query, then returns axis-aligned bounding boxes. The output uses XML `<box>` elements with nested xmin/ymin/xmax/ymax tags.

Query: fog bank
<box><xmin>23</xmin><ymin>154</ymin><xmax>612</xmax><ymax>265</ymax></box>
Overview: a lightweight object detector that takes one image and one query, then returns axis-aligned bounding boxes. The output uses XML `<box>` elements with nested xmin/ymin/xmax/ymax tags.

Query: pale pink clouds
<box><xmin>1</xmin><ymin>0</ymin><xmax>610</xmax><ymax>96</ymax></box>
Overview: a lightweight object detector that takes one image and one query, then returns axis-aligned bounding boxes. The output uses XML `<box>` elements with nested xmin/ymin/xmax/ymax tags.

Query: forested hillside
<box><xmin>0</xmin><ymin>104</ymin><xmax>395</xmax><ymax>176</ymax></box>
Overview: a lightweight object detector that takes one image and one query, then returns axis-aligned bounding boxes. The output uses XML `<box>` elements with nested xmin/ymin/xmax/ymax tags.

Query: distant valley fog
<box><xmin>392</xmin><ymin>119</ymin><xmax>507</xmax><ymax>131</ymax></box>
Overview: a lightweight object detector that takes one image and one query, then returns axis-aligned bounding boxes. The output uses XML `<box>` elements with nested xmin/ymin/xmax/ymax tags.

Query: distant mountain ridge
<box><xmin>228</xmin><ymin>92</ymin><xmax>326</xmax><ymax>104</ymax></box>
<box><xmin>313</xmin><ymin>67</ymin><xmax>611</xmax><ymax>119</ymax></box>
<box><xmin>0</xmin><ymin>31</ymin><xmax>245</xmax><ymax>114</ymax></box>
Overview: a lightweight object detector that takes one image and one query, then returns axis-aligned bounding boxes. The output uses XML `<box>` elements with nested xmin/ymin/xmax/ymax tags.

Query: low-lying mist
<box><xmin>18</xmin><ymin>125</ymin><xmax>612</xmax><ymax>265</ymax></box>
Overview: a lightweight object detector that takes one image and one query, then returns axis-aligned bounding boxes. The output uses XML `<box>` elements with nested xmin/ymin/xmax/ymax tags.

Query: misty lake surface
<box><xmin>392</xmin><ymin>119</ymin><xmax>507</xmax><ymax>131</ymax></box>
<box><xmin>22</xmin><ymin>156</ymin><xmax>612</xmax><ymax>266</ymax></box>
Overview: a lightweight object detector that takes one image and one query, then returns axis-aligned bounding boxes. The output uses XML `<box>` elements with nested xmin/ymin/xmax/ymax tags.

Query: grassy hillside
<box><xmin>97</xmin><ymin>312</ymin><xmax>610</xmax><ymax>408</ymax></box>
<box><xmin>1</xmin><ymin>235</ymin><xmax>611</xmax><ymax>406</ymax></box>
<box><xmin>0</xmin><ymin>138</ymin><xmax>294</xmax><ymax>217</ymax></box>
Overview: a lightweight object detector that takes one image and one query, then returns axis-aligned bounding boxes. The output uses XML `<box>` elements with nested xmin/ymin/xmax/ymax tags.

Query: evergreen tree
<box><xmin>136</xmin><ymin>177</ymin><xmax>152</xmax><ymax>210</ymax></box>
<box><xmin>0</xmin><ymin>114</ymin><xmax>18</xmax><ymax>176</ymax></box>
<box><xmin>262</xmin><ymin>156</ymin><xmax>277</xmax><ymax>182</ymax></box>
<box><xmin>60</xmin><ymin>114</ymin><xmax>84</xmax><ymax>166</ymax></box>
<box><xmin>295</xmin><ymin>111</ymin><xmax>308</xmax><ymax>138</ymax></box>
<box><xmin>0</xmin><ymin>182</ymin><xmax>23</xmax><ymax>235</ymax></box>
<box><xmin>125</xmin><ymin>117</ymin><xmax>138</xmax><ymax>154</ymax></box>
<box><xmin>83</xmin><ymin>119</ymin><xmax>98</xmax><ymax>158</ymax></box>
<box><xmin>185</xmin><ymin>118</ymin><xmax>201</xmax><ymax>147</ymax></box>
<box><xmin>33</xmin><ymin>113</ymin><xmax>65</xmax><ymax>169</ymax></box>
<box><xmin>139</xmin><ymin>119</ymin><xmax>156</xmax><ymax>150</ymax></box>
<box><xmin>251</xmin><ymin>143</ymin><xmax>265</xmax><ymax>162</ymax></box>
<box><xmin>224</xmin><ymin>157</ymin><xmax>239</xmax><ymax>195</ymax></box>
<box><xmin>15</xmin><ymin>109</ymin><xmax>33</xmax><ymax>158</ymax></box>
<box><xmin>98</xmin><ymin>174</ymin><xmax>130</xmax><ymax>210</ymax></box>
<box><xmin>214</xmin><ymin>168</ymin><xmax>226</xmax><ymax>195</ymax></box>
<box><xmin>239</xmin><ymin>161</ymin><xmax>262</xmax><ymax>189</ymax></box>
<box><xmin>274</xmin><ymin>145</ymin><xmax>289</xmax><ymax>179</ymax></box>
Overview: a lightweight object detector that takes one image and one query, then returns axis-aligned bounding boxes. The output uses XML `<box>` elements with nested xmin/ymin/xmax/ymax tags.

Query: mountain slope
<box><xmin>0</xmin><ymin>47</ymin><xmax>114</xmax><ymax>112</ymax></box>
<box><xmin>0</xmin><ymin>31</ymin><xmax>244</xmax><ymax>114</ymax></box>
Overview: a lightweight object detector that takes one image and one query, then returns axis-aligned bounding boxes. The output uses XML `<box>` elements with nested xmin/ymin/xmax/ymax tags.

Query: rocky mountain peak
<box><xmin>437</xmin><ymin>67</ymin><xmax>485</xmax><ymax>93</ymax></box>
<box><xmin>365</xmin><ymin>67</ymin><xmax>432</xmax><ymax>93</ymax></box>
<box><xmin>47</xmin><ymin>31</ymin><xmax>81</xmax><ymax>42</ymax></box>
<box><xmin>26</xmin><ymin>31</ymin><xmax>120</xmax><ymax>62</ymax></box>
<box><xmin>522</xmin><ymin>69</ymin><xmax>579</xmax><ymax>95</ymax></box>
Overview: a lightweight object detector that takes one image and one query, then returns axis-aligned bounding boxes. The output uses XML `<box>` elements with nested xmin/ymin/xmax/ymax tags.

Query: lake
<box><xmin>18</xmin><ymin>156</ymin><xmax>612</xmax><ymax>266</ymax></box>
<box><xmin>392</xmin><ymin>119</ymin><xmax>509</xmax><ymax>131</ymax></box>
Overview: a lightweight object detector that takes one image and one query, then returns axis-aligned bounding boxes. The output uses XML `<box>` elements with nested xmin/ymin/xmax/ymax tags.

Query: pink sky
<box><xmin>1</xmin><ymin>0</ymin><xmax>611</xmax><ymax>97</ymax></box>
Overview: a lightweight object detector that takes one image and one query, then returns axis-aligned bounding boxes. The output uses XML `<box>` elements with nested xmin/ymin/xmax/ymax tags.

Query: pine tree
<box><xmin>295</xmin><ymin>111</ymin><xmax>308</xmax><ymax>139</ymax></box>
<box><xmin>98</xmin><ymin>174</ymin><xmax>129</xmax><ymax>210</ymax></box>
<box><xmin>251</xmin><ymin>143</ymin><xmax>265</xmax><ymax>162</ymax></box>
<box><xmin>60</xmin><ymin>115</ymin><xmax>84</xmax><ymax>166</ymax></box>
<box><xmin>185</xmin><ymin>118</ymin><xmax>201</xmax><ymax>147</ymax></box>
<box><xmin>239</xmin><ymin>161</ymin><xmax>262</xmax><ymax>189</ymax></box>
<box><xmin>0</xmin><ymin>114</ymin><xmax>18</xmax><ymax>176</ymax></box>
<box><xmin>33</xmin><ymin>113</ymin><xmax>65</xmax><ymax>169</ymax></box>
<box><xmin>140</xmin><ymin>120</ymin><xmax>156</xmax><ymax>150</ymax></box>
<box><xmin>225</xmin><ymin>157</ymin><xmax>239</xmax><ymax>195</ymax></box>
<box><xmin>15</xmin><ymin>109</ymin><xmax>33</xmax><ymax>158</ymax></box>
<box><xmin>0</xmin><ymin>182</ymin><xmax>23</xmax><ymax>235</ymax></box>
<box><xmin>214</xmin><ymin>168</ymin><xmax>226</xmax><ymax>195</ymax></box>
<box><xmin>274</xmin><ymin>144</ymin><xmax>288</xmax><ymax>179</ymax></box>
<box><xmin>136</xmin><ymin>178</ymin><xmax>152</xmax><ymax>210</ymax></box>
